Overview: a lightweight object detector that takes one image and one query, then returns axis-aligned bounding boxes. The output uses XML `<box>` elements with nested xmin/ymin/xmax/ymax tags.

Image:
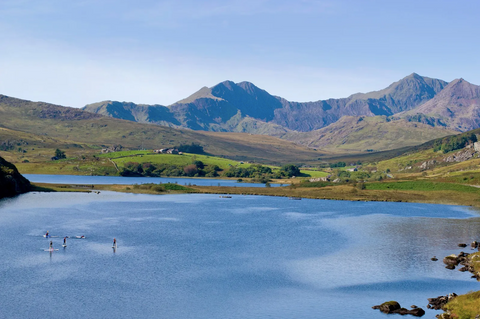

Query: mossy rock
<box><xmin>379</xmin><ymin>301</ymin><xmax>401</xmax><ymax>313</ymax></box>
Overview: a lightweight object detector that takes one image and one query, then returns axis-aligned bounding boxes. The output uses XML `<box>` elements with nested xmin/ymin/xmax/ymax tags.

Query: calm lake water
<box><xmin>1</xmin><ymin>192</ymin><xmax>480</xmax><ymax>319</ymax></box>
<box><xmin>23</xmin><ymin>174</ymin><xmax>282</xmax><ymax>187</ymax></box>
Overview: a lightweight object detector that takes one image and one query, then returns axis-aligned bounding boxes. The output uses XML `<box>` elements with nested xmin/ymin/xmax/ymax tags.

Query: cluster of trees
<box><xmin>329</xmin><ymin>162</ymin><xmax>346</xmax><ymax>168</ymax></box>
<box><xmin>223</xmin><ymin>164</ymin><xmax>300</xmax><ymax>180</ymax></box>
<box><xmin>175</xmin><ymin>143</ymin><xmax>204</xmax><ymax>154</ymax></box>
<box><xmin>329</xmin><ymin>161</ymin><xmax>361</xmax><ymax>168</ymax></box>
<box><xmin>120</xmin><ymin>161</ymin><xmax>301</xmax><ymax>181</ymax></box>
<box><xmin>120</xmin><ymin>160</ymin><xmax>221</xmax><ymax>177</ymax></box>
<box><xmin>433</xmin><ymin>133</ymin><xmax>477</xmax><ymax>153</ymax></box>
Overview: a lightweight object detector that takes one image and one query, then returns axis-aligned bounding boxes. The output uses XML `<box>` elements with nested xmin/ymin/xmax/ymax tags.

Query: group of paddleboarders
<box><xmin>44</xmin><ymin>232</ymin><xmax>116</xmax><ymax>251</ymax></box>
<box><xmin>44</xmin><ymin>231</ymin><xmax>85</xmax><ymax>239</ymax></box>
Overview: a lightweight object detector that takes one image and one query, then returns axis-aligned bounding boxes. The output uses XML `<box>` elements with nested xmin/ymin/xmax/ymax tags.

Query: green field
<box><xmin>365</xmin><ymin>181</ymin><xmax>480</xmax><ymax>193</ymax></box>
<box><xmin>106</xmin><ymin>152</ymin><xmax>252</xmax><ymax>170</ymax></box>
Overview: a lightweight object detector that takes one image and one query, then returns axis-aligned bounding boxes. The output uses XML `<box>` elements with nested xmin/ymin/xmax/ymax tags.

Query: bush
<box><xmin>357</xmin><ymin>182</ymin><xmax>366</xmax><ymax>190</ymax></box>
<box><xmin>55</xmin><ymin>149</ymin><xmax>66</xmax><ymax>159</ymax></box>
<box><xmin>433</xmin><ymin>132</ymin><xmax>477</xmax><ymax>153</ymax></box>
<box><xmin>183</xmin><ymin>164</ymin><xmax>198</xmax><ymax>177</ymax></box>
<box><xmin>193</xmin><ymin>160</ymin><xmax>204</xmax><ymax>169</ymax></box>
<box><xmin>163</xmin><ymin>183</ymin><xmax>190</xmax><ymax>191</ymax></box>
<box><xmin>150</xmin><ymin>185</ymin><xmax>165</xmax><ymax>192</ymax></box>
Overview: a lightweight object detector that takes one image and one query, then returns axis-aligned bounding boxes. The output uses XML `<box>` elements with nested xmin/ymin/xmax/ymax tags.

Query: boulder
<box><xmin>407</xmin><ymin>307</ymin><xmax>425</xmax><ymax>317</ymax></box>
<box><xmin>373</xmin><ymin>301</ymin><xmax>425</xmax><ymax>317</ymax></box>
<box><xmin>443</xmin><ymin>254</ymin><xmax>459</xmax><ymax>266</ymax></box>
<box><xmin>372</xmin><ymin>301</ymin><xmax>401</xmax><ymax>313</ymax></box>
<box><xmin>428</xmin><ymin>293</ymin><xmax>457</xmax><ymax>310</ymax></box>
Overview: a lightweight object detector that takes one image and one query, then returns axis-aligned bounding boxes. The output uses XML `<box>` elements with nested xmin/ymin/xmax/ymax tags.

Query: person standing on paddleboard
<box><xmin>113</xmin><ymin>238</ymin><xmax>116</xmax><ymax>247</ymax></box>
<box><xmin>45</xmin><ymin>231</ymin><xmax>49</xmax><ymax>238</ymax></box>
<box><xmin>49</xmin><ymin>241</ymin><xmax>53</xmax><ymax>249</ymax></box>
<box><xmin>63</xmin><ymin>237</ymin><xmax>67</xmax><ymax>246</ymax></box>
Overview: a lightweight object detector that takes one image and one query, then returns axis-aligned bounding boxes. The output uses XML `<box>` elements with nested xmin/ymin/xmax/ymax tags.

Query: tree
<box><xmin>183</xmin><ymin>164</ymin><xmax>198</xmax><ymax>177</ymax></box>
<box><xmin>193</xmin><ymin>160</ymin><xmax>205</xmax><ymax>169</ymax></box>
<box><xmin>280</xmin><ymin>164</ymin><xmax>301</xmax><ymax>177</ymax></box>
<box><xmin>55</xmin><ymin>149</ymin><xmax>66</xmax><ymax>159</ymax></box>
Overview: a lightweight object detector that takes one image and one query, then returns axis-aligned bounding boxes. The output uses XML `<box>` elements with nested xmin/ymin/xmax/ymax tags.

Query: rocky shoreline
<box><xmin>373</xmin><ymin>241</ymin><xmax>480</xmax><ymax>317</ymax></box>
<box><xmin>433</xmin><ymin>243</ymin><xmax>480</xmax><ymax>318</ymax></box>
<box><xmin>441</xmin><ymin>241</ymin><xmax>480</xmax><ymax>278</ymax></box>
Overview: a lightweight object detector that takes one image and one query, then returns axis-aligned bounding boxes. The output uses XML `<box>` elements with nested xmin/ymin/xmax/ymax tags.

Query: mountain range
<box><xmin>85</xmin><ymin>73</ymin><xmax>451</xmax><ymax>132</ymax></box>
<box><xmin>0</xmin><ymin>94</ymin><xmax>322</xmax><ymax>165</ymax></box>
<box><xmin>83</xmin><ymin>73</ymin><xmax>480</xmax><ymax>152</ymax></box>
<box><xmin>1</xmin><ymin>72</ymin><xmax>479</xmax><ymax>164</ymax></box>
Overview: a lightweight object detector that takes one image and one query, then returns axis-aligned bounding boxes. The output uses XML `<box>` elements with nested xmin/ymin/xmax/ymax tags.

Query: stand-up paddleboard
<box><xmin>73</xmin><ymin>236</ymin><xmax>86</xmax><ymax>239</ymax></box>
<box><xmin>43</xmin><ymin>235</ymin><xmax>59</xmax><ymax>238</ymax></box>
<box><xmin>43</xmin><ymin>248</ymin><xmax>59</xmax><ymax>252</ymax></box>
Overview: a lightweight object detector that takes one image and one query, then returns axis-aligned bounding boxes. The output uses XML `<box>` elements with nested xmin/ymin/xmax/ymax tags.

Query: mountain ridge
<box><xmin>401</xmin><ymin>78</ymin><xmax>480</xmax><ymax>132</ymax></box>
<box><xmin>83</xmin><ymin>73</ymin><xmax>450</xmax><ymax>134</ymax></box>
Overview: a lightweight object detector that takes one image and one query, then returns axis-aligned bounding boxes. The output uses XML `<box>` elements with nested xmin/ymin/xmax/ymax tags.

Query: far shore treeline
<box><xmin>120</xmin><ymin>160</ymin><xmax>300</xmax><ymax>182</ymax></box>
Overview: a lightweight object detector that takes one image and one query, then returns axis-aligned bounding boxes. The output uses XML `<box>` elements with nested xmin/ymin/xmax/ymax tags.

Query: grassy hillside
<box><xmin>104</xmin><ymin>152</ymin><xmax>253</xmax><ymax>170</ymax></box>
<box><xmin>286</xmin><ymin>116</ymin><xmax>456</xmax><ymax>153</ymax></box>
<box><xmin>14</xmin><ymin>149</ymin><xmax>329</xmax><ymax>179</ymax></box>
<box><xmin>0</xmin><ymin>95</ymin><xmax>323</xmax><ymax>165</ymax></box>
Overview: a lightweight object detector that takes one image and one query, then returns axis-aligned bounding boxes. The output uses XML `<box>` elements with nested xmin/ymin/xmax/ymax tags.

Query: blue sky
<box><xmin>1</xmin><ymin>0</ymin><xmax>479</xmax><ymax>107</ymax></box>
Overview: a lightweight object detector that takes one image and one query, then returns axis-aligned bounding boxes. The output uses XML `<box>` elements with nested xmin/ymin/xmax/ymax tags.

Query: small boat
<box><xmin>289</xmin><ymin>197</ymin><xmax>302</xmax><ymax>200</ymax></box>
<box><xmin>220</xmin><ymin>195</ymin><xmax>232</xmax><ymax>198</ymax></box>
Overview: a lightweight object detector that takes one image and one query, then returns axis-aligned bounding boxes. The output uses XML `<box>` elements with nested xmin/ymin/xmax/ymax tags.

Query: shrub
<box><xmin>55</xmin><ymin>149</ymin><xmax>66</xmax><ymax>159</ymax></box>
<box><xmin>150</xmin><ymin>185</ymin><xmax>165</xmax><ymax>192</ymax></box>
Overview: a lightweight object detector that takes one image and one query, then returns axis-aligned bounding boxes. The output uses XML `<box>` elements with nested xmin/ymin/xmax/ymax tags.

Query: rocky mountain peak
<box><xmin>436</xmin><ymin>78</ymin><xmax>480</xmax><ymax>100</ymax></box>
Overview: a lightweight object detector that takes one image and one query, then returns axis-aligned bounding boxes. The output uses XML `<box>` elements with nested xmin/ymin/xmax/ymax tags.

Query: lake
<box><xmin>0</xmin><ymin>191</ymin><xmax>479</xmax><ymax>318</ymax></box>
<box><xmin>24</xmin><ymin>174</ymin><xmax>283</xmax><ymax>187</ymax></box>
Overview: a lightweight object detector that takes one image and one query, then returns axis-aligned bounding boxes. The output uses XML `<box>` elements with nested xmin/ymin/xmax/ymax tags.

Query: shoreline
<box><xmin>31</xmin><ymin>182</ymin><xmax>480</xmax><ymax>210</ymax></box>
